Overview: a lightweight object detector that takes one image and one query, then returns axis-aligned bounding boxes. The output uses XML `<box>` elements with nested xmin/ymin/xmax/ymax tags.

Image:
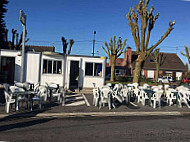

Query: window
<box><xmin>43</xmin><ymin>59</ymin><xmax>62</xmax><ymax>74</ymax></box>
<box><xmin>85</xmin><ymin>63</ymin><xmax>93</xmax><ymax>76</ymax></box>
<box><xmin>94</xmin><ymin>63</ymin><xmax>102</xmax><ymax>76</ymax></box>
<box><xmin>85</xmin><ymin>62</ymin><xmax>102</xmax><ymax>77</ymax></box>
<box><xmin>48</xmin><ymin>60</ymin><xmax>52</xmax><ymax>73</ymax></box>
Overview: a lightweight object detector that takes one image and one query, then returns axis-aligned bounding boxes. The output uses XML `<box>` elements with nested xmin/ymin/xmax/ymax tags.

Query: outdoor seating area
<box><xmin>2</xmin><ymin>82</ymin><xmax>65</xmax><ymax>113</ymax></box>
<box><xmin>93</xmin><ymin>83</ymin><xmax>190</xmax><ymax>110</ymax></box>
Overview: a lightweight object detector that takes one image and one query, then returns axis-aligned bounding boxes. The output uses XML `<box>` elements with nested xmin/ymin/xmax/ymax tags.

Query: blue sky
<box><xmin>4</xmin><ymin>0</ymin><xmax>190</xmax><ymax>64</ymax></box>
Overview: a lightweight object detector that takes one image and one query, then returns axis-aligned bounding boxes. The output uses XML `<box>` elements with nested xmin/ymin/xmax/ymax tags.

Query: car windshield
<box><xmin>188</xmin><ymin>78</ymin><xmax>190</xmax><ymax>80</ymax></box>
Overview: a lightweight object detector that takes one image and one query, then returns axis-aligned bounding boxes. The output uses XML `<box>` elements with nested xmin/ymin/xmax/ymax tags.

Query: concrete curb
<box><xmin>1</xmin><ymin>111</ymin><xmax>190</xmax><ymax>119</ymax></box>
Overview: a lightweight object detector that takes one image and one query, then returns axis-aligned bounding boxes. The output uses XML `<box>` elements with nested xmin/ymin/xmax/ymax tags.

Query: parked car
<box><xmin>157</xmin><ymin>76</ymin><xmax>174</xmax><ymax>83</ymax></box>
<box><xmin>181</xmin><ymin>77</ymin><xmax>190</xmax><ymax>84</ymax></box>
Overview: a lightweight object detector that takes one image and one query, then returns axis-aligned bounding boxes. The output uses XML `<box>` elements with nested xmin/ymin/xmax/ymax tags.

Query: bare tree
<box><xmin>8</xmin><ymin>29</ymin><xmax>29</xmax><ymax>50</ymax></box>
<box><xmin>102</xmin><ymin>36</ymin><xmax>127</xmax><ymax>81</ymax></box>
<box><xmin>11</xmin><ymin>29</ymin><xmax>17</xmax><ymax>50</ymax></box>
<box><xmin>68</xmin><ymin>39</ymin><xmax>74</xmax><ymax>55</ymax></box>
<box><xmin>151</xmin><ymin>49</ymin><xmax>165</xmax><ymax>82</ymax></box>
<box><xmin>126</xmin><ymin>0</ymin><xmax>175</xmax><ymax>83</ymax></box>
<box><xmin>181</xmin><ymin>46</ymin><xmax>190</xmax><ymax>64</ymax></box>
<box><xmin>61</xmin><ymin>37</ymin><xmax>74</xmax><ymax>54</ymax></box>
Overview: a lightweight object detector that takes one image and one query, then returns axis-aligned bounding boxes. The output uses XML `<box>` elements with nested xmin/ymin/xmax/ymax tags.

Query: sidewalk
<box><xmin>0</xmin><ymin>93</ymin><xmax>190</xmax><ymax>118</ymax></box>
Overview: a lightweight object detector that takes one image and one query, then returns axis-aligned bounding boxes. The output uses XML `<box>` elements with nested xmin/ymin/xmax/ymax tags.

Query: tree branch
<box><xmin>147</xmin><ymin>20</ymin><xmax>176</xmax><ymax>56</ymax></box>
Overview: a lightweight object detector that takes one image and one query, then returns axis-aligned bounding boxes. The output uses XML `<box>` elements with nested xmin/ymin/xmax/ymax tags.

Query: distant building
<box><xmin>106</xmin><ymin>47</ymin><xmax>187</xmax><ymax>80</ymax></box>
<box><xmin>25</xmin><ymin>45</ymin><xmax>55</xmax><ymax>52</ymax></box>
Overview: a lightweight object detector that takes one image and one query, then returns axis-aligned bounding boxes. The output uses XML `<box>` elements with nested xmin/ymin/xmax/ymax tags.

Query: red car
<box><xmin>181</xmin><ymin>77</ymin><xmax>190</xmax><ymax>84</ymax></box>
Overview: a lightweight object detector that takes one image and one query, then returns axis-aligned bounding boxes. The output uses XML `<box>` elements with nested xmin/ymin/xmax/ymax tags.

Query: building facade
<box><xmin>0</xmin><ymin>49</ymin><xmax>106</xmax><ymax>89</ymax></box>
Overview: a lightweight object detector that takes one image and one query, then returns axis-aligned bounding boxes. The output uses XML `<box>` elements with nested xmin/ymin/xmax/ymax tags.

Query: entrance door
<box><xmin>0</xmin><ymin>57</ymin><xmax>15</xmax><ymax>84</ymax></box>
<box><xmin>69</xmin><ymin>61</ymin><xmax>79</xmax><ymax>89</ymax></box>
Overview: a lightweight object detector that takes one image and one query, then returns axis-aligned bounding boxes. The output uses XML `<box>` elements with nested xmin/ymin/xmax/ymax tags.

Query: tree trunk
<box><xmin>155</xmin><ymin>64</ymin><xmax>159</xmax><ymax>82</ymax></box>
<box><xmin>133</xmin><ymin>59</ymin><xmax>143</xmax><ymax>83</ymax></box>
<box><xmin>110</xmin><ymin>57</ymin><xmax>116</xmax><ymax>82</ymax></box>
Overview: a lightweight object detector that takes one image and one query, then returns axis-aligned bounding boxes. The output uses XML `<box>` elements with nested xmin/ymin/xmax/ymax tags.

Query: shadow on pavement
<box><xmin>0</xmin><ymin>102</ymin><xmax>59</xmax><ymax>122</ymax></box>
<box><xmin>0</xmin><ymin>118</ymin><xmax>55</xmax><ymax>132</ymax></box>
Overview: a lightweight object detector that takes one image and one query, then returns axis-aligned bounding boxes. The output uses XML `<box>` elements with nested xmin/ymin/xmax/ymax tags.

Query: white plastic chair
<box><xmin>31</xmin><ymin>84</ymin><xmax>42</xmax><ymax>110</ymax></box>
<box><xmin>132</xmin><ymin>83</ymin><xmax>139</xmax><ymax>89</ymax></box>
<box><xmin>93</xmin><ymin>87</ymin><xmax>100</xmax><ymax>107</ymax></box>
<box><xmin>177</xmin><ymin>90</ymin><xmax>190</xmax><ymax>108</ymax></box>
<box><xmin>99</xmin><ymin>87</ymin><xmax>112</xmax><ymax>110</ymax></box>
<box><xmin>38</xmin><ymin>86</ymin><xmax>48</xmax><ymax>102</ymax></box>
<box><xmin>139</xmin><ymin>90</ymin><xmax>149</xmax><ymax>106</ymax></box>
<box><xmin>143</xmin><ymin>83</ymin><xmax>150</xmax><ymax>89</ymax></box>
<box><xmin>166</xmin><ymin>88</ymin><xmax>177</xmax><ymax>106</ymax></box>
<box><xmin>134</xmin><ymin>88</ymin><xmax>141</xmax><ymax>103</ymax></box>
<box><xmin>120</xmin><ymin>88</ymin><xmax>129</xmax><ymax>104</ymax></box>
<box><xmin>151</xmin><ymin>90</ymin><xmax>163</xmax><ymax>108</ymax></box>
<box><xmin>4</xmin><ymin>91</ymin><xmax>15</xmax><ymax>113</ymax></box>
<box><xmin>52</xmin><ymin>88</ymin><xmax>62</xmax><ymax>103</ymax></box>
<box><xmin>9</xmin><ymin>86</ymin><xmax>28</xmax><ymax>110</ymax></box>
<box><xmin>112</xmin><ymin>84</ymin><xmax>123</xmax><ymax>103</ymax></box>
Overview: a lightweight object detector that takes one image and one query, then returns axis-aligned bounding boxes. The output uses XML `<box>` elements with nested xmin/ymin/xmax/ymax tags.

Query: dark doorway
<box><xmin>69</xmin><ymin>61</ymin><xmax>79</xmax><ymax>89</ymax></box>
<box><xmin>0</xmin><ymin>57</ymin><xmax>15</xmax><ymax>84</ymax></box>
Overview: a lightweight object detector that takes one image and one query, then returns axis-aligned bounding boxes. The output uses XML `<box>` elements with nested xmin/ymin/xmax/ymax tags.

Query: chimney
<box><xmin>127</xmin><ymin>47</ymin><xmax>132</xmax><ymax>68</ymax></box>
<box><xmin>124</xmin><ymin>49</ymin><xmax>127</xmax><ymax>60</ymax></box>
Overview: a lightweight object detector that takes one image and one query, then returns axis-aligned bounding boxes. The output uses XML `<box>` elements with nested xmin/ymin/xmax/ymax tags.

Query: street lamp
<box><xmin>92</xmin><ymin>31</ymin><xmax>96</xmax><ymax>56</ymax></box>
<box><xmin>19</xmin><ymin>10</ymin><xmax>26</xmax><ymax>83</ymax></box>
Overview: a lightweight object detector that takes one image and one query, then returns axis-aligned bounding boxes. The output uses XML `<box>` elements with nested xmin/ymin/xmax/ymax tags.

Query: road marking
<box><xmin>82</xmin><ymin>94</ymin><xmax>90</xmax><ymax>106</ymax></box>
<box><xmin>130</xmin><ymin>102</ymin><xmax>138</xmax><ymax>107</ymax></box>
<box><xmin>64</xmin><ymin>93</ymin><xmax>88</xmax><ymax>106</ymax></box>
<box><xmin>65</xmin><ymin>101</ymin><xmax>86</xmax><ymax>106</ymax></box>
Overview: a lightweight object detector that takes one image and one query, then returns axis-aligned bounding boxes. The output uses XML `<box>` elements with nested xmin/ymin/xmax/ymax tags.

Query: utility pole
<box><xmin>92</xmin><ymin>31</ymin><xmax>96</xmax><ymax>56</ymax></box>
<box><xmin>19</xmin><ymin>10</ymin><xmax>26</xmax><ymax>83</ymax></box>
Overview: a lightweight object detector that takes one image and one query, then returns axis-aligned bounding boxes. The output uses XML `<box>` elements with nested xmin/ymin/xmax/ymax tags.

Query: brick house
<box><xmin>106</xmin><ymin>47</ymin><xmax>187</xmax><ymax>80</ymax></box>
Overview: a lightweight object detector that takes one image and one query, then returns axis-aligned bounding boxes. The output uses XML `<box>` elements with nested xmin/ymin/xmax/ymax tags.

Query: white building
<box><xmin>0</xmin><ymin>49</ymin><xmax>106</xmax><ymax>89</ymax></box>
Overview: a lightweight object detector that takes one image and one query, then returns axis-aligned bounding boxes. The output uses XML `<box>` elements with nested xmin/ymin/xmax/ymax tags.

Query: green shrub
<box><xmin>115</xmin><ymin>76</ymin><xmax>133</xmax><ymax>82</ymax></box>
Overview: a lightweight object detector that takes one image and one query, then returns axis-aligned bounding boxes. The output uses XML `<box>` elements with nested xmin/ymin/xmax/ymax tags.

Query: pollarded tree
<box><xmin>8</xmin><ymin>28</ymin><xmax>29</xmax><ymax>50</ymax></box>
<box><xmin>0</xmin><ymin>0</ymin><xmax>8</xmax><ymax>49</ymax></box>
<box><xmin>61</xmin><ymin>37</ymin><xmax>74</xmax><ymax>54</ymax></box>
<box><xmin>126</xmin><ymin>0</ymin><xmax>175</xmax><ymax>83</ymax></box>
<box><xmin>151</xmin><ymin>49</ymin><xmax>165</xmax><ymax>82</ymax></box>
<box><xmin>181</xmin><ymin>46</ymin><xmax>190</xmax><ymax>64</ymax></box>
<box><xmin>68</xmin><ymin>39</ymin><xmax>74</xmax><ymax>55</ymax></box>
<box><xmin>102</xmin><ymin>36</ymin><xmax>127</xmax><ymax>82</ymax></box>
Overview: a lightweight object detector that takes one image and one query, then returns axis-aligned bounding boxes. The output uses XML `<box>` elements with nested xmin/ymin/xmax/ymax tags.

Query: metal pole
<box><xmin>20</xmin><ymin>24</ymin><xmax>26</xmax><ymax>82</ymax></box>
<box><xmin>92</xmin><ymin>31</ymin><xmax>96</xmax><ymax>56</ymax></box>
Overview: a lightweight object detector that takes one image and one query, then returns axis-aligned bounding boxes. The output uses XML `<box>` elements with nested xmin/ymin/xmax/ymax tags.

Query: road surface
<box><xmin>0</xmin><ymin>115</ymin><xmax>190</xmax><ymax>142</ymax></box>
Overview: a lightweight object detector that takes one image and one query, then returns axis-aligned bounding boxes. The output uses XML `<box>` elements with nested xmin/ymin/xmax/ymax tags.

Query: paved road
<box><xmin>0</xmin><ymin>115</ymin><xmax>190</xmax><ymax>142</ymax></box>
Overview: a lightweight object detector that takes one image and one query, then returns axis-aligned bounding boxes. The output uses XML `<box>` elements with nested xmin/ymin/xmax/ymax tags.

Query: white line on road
<box><xmin>129</xmin><ymin>102</ymin><xmax>138</xmax><ymax>107</ymax></box>
<box><xmin>82</xmin><ymin>94</ymin><xmax>90</xmax><ymax>106</ymax></box>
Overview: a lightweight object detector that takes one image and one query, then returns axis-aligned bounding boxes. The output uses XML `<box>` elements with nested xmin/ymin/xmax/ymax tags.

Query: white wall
<box><xmin>40</xmin><ymin>54</ymin><xmax>65</xmax><ymax>86</ymax></box>
<box><xmin>83</xmin><ymin>76</ymin><xmax>104</xmax><ymax>88</ymax></box>
<box><xmin>25</xmin><ymin>52</ymin><xmax>41</xmax><ymax>84</ymax></box>
<box><xmin>66</xmin><ymin>56</ymin><xmax>106</xmax><ymax>88</ymax></box>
